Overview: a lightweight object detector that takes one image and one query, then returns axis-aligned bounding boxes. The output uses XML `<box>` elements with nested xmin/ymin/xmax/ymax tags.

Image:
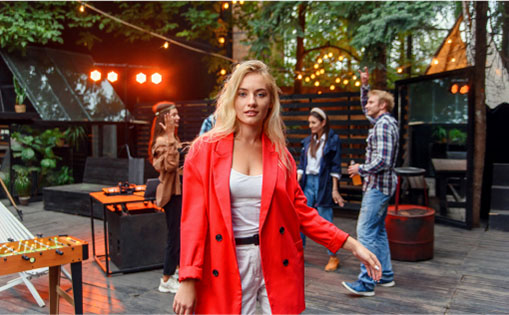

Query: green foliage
<box><xmin>64</xmin><ymin>126</ymin><xmax>87</xmax><ymax>151</ymax></box>
<box><xmin>12</xmin><ymin>164</ymin><xmax>36</xmax><ymax>197</ymax></box>
<box><xmin>11</xmin><ymin>126</ymin><xmax>75</xmax><ymax>190</ymax></box>
<box><xmin>448</xmin><ymin>128</ymin><xmax>467</xmax><ymax>145</ymax></box>
<box><xmin>0</xmin><ymin>2</ymin><xmax>102</xmax><ymax>51</ymax></box>
<box><xmin>12</xmin><ymin>76</ymin><xmax>26</xmax><ymax>105</ymax></box>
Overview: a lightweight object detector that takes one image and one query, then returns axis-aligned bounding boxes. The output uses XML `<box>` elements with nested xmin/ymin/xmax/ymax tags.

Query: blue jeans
<box><xmin>356</xmin><ymin>188</ymin><xmax>394</xmax><ymax>290</ymax></box>
<box><xmin>301</xmin><ymin>175</ymin><xmax>335</xmax><ymax>256</ymax></box>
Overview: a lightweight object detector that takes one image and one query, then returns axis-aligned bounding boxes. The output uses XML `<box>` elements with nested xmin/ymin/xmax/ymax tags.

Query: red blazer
<box><xmin>179</xmin><ymin>133</ymin><xmax>349</xmax><ymax>314</ymax></box>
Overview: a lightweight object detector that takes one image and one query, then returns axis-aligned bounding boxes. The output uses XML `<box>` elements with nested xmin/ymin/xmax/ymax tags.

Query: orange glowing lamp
<box><xmin>107</xmin><ymin>71</ymin><xmax>118</xmax><ymax>83</ymax></box>
<box><xmin>450</xmin><ymin>83</ymin><xmax>459</xmax><ymax>94</ymax></box>
<box><xmin>459</xmin><ymin>84</ymin><xmax>469</xmax><ymax>94</ymax></box>
<box><xmin>136</xmin><ymin>72</ymin><xmax>147</xmax><ymax>84</ymax></box>
<box><xmin>90</xmin><ymin>70</ymin><xmax>101</xmax><ymax>82</ymax></box>
<box><xmin>151</xmin><ymin>73</ymin><xmax>162</xmax><ymax>85</ymax></box>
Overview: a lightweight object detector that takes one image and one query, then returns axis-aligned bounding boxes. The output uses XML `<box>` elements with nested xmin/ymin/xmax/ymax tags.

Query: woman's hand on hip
<box><xmin>173</xmin><ymin>279</ymin><xmax>197</xmax><ymax>315</ymax></box>
<box><xmin>332</xmin><ymin>191</ymin><xmax>345</xmax><ymax>207</ymax></box>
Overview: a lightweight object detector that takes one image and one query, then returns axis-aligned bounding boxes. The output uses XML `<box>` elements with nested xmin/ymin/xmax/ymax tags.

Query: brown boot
<box><xmin>324</xmin><ymin>256</ymin><xmax>340</xmax><ymax>272</ymax></box>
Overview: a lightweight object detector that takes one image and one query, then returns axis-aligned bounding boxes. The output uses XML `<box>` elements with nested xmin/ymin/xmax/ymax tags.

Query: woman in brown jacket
<box><xmin>148</xmin><ymin>101</ymin><xmax>182</xmax><ymax>293</ymax></box>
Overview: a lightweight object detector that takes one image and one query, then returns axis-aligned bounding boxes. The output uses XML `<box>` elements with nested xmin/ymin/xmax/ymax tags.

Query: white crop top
<box><xmin>229</xmin><ymin>168</ymin><xmax>262</xmax><ymax>239</ymax></box>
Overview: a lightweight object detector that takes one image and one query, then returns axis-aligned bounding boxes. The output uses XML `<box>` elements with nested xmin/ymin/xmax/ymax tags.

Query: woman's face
<box><xmin>166</xmin><ymin>108</ymin><xmax>180</xmax><ymax>128</ymax></box>
<box><xmin>308</xmin><ymin>114</ymin><xmax>325</xmax><ymax>135</ymax></box>
<box><xmin>234</xmin><ymin>72</ymin><xmax>271</xmax><ymax>129</ymax></box>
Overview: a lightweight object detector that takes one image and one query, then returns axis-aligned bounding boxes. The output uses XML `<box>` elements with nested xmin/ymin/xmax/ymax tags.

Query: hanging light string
<box><xmin>76</xmin><ymin>1</ymin><xmax>236</xmax><ymax>63</ymax></box>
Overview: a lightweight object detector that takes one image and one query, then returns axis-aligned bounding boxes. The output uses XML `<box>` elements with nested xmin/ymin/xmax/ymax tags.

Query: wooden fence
<box><xmin>133</xmin><ymin>91</ymin><xmax>369</xmax><ymax>212</ymax></box>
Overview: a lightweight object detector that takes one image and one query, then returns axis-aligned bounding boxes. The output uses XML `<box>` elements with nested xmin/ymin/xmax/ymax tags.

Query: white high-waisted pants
<box><xmin>236</xmin><ymin>244</ymin><xmax>272</xmax><ymax>314</ymax></box>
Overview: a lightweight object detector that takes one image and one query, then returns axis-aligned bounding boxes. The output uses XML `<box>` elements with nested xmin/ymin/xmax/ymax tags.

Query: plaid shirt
<box><xmin>358</xmin><ymin>85</ymin><xmax>399</xmax><ymax>196</ymax></box>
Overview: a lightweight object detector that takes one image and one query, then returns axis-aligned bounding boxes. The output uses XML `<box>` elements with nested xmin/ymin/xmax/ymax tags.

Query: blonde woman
<box><xmin>148</xmin><ymin>101</ymin><xmax>182</xmax><ymax>294</ymax></box>
<box><xmin>173</xmin><ymin>60</ymin><xmax>381</xmax><ymax>314</ymax></box>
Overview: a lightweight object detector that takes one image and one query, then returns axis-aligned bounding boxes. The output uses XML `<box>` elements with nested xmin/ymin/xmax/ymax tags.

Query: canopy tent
<box><xmin>0</xmin><ymin>47</ymin><xmax>128</xmax><ymax>121</ymax></box>
<box><xmin>426</xmin><ymin>15</ymin><xmax>509</xmax><ymax>109</ymax></box>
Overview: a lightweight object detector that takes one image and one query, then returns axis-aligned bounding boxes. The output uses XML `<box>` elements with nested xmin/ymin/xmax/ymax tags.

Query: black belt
<box><xmin>235</xmin><ymin>234</ymin><xmax>259</xmax><ymax>246</ymax></box>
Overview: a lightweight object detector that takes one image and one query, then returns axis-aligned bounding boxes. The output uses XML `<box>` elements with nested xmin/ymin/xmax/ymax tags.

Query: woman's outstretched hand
<box><xmin>173</xmin><ymin>279</ymin><xmax>197</xmax><ymax>315</ymax></box>
<box><xmin>159</xmin><ymin>113</ymin><xmax>175</xmax><ymax>136</ymax></box>
<box><xmin>342</xmin><ymin>236</ymin><xmax>382</xmax><ymax>281</ymax></box>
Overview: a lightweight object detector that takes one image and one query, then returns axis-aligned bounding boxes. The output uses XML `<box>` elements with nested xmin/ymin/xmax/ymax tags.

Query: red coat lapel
<box><xmin>212</xmin><ymin>134</ymin><xmax>234</xmax><ymax>243</ymax></box>
<box><xmin>259</xmin><ymin>134</ymin><xmax>278</xmax><ymax>230</ymax></box>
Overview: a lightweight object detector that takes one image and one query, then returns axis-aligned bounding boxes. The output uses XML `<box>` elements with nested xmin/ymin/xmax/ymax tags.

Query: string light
<box><xmin>315</xmin><ymin>70</ymin><xmax>320</xmax><ymax>76</ymax></box>
<box><xmin>218</xmin><ymin>37</ymin><xmax>225</xmax><ymax>45</ymax></box>
<box><xmin>136</xmin><ymin>72</ymin><xmax>147</xmax><ymax>84</ymax></box>
<box><xmin>320</xmin><ymin>69</ymin><xmax>325</xmax><ymax>74</ymax></box>
<box><xmin>343</xmin><ymin>79</ymin><xmax>349</xmax><ymax>85</ymax></box>
<box><xmin>323</xmin><ymin>54</ymin><xmax>328</xmax><ymax>60</ymax></box>
<box><xmin>339</xmin><ymin>56</ymin><xmax>344</xmax><ymax>61</ymax></box>
<box><xmin>447</xmin><ymin>39</ymin><xmax>452</xmax><ymax>44</ymax></box>
<box><xmin>318</xmin><ymin>91</ymin><xmax>322</xmax><ymax>95</ymax></box>
<box><xmin>305</xmin><ymin>77</ymin><xmax>310</xmax><ymax>82</ymax></box>
<box><xmin>311</xmin><ymin>74</ymin><xmax>316</xmax><ymax>79</ymax></box>
<box><xmin>314</xmin><ymin>81</ymin><xmax>320</xmax><ymax>87</ymax></box>
<box><xmin>163</xmin><ymin>42</ymin><xmax>169</xmax><ymax>49</ymax></box>
<box><xmin>222</xmin><ymin>2</ymin><xmax>229</xmax><ymax>10</ymax></box>
<box><xmin>352</xmin><ymin>75</ymin><xmax>357</xmax><ymax>80</ymax></box>
<box><xmin>107</xmin><ymin>71</ymin><xmax>118</xmax><ymax>83</ymax></box>
<box><xmin>314</xmin><ymin>64</ymin><xmax>319</xmax><ymax>69</ymax></box>
<box><xmin>239</xmin><ymin>0</ymin><xmax>244</xmax><ymax>4</ymax></box>
<box><xmin>297</xmin><ymin>74</ymin><xmax>303</xmax><ymax>80</ymax></box>
<box><xmin>330</xmin><ymin>85</ymin><xmax>335</xmax><ymax>90</ymax></box>
<box><xmin>90</xmin><ymin>70</ymin><xmax>101</xmax><ymax>82</ymax></box>
<box><xmin>328</xmin><ymin>52</ymin><xmax>333</xmax><ymax>58</ymax></box>
<box><xmin>220</xmin><ymin>69</ymin><xmax>227</xmax><ymax>76</ymax></box>
<box><xmin>459</xmin><ymin>84</ymin><xmax>469</xmax><ymax>94</ymax></box>
<box><xmin>451</xmin><ymin>57</ymin><xmax>456</xmax><ymax>63</ymax></box>
<box><xmin>79</xmin><ymin>4</ymin><xmax>85</xmax><ymax>13</ymax></box>
<box><xmin>433</xmin><ymin>58</ymin><xmax>439</xmax><ymax>65</ymax></box>
<box><xmin>355</xmin><ymin>81</ymin><xmax>361</xmax><ymax>87</ymax></box>
<box><xmin>450</xmin><ymin>83</ymin><xmax>459</xmax><ymax>94</ymax></box>
<box><xmin>335</xmin><ymin>78</ymin><xmax>340</xmax><ymax>83</ymax></box>
<box><xmin>397</xmin><ymin>67</ymin><xmax>403</xmax><ymax>74</ymax></box>
<box><xmin>232</xmin><ymin>0</ymin><xmax>237</xmax><ymax>3</ymax></box>
<box><xmin>318</xmin><ymin>58</ymin><xmax>323</xmax><ymax>64</ymax></box>
<box><xmin>151</xmin><ymin>73</ymin><xmax>162</xmax><ymax>84</ymax></box>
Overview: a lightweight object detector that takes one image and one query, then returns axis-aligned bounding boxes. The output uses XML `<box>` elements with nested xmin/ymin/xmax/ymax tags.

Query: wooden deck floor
<box><xmin>1</xmin><ymin>200</ymin><xmax>508</xmax><ymax>314</ymax></box>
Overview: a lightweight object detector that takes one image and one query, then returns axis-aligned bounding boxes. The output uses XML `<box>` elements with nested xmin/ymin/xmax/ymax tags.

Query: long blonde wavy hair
<box><xmin>196</xmin><ymin>60</ymin><xmax>289</xmax><ymax>168</ymax></box>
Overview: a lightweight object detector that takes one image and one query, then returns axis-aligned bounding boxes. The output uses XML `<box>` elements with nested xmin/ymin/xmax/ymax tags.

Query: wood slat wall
<box><xmin>132</xmin><ymin>91</ymin><xmax>368</xmax><ymax>210</ymax></box>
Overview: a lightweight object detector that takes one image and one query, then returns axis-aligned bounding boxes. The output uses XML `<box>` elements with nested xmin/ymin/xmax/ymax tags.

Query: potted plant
<box><xmin>13</xmin><ymin>165</ymin><xmax>35</xmax><ymax>205</ymax></box>
<box><xmin>13</xmin><ymin>76</ymin><xmax>27</xmax><ymax>113</ymax></box>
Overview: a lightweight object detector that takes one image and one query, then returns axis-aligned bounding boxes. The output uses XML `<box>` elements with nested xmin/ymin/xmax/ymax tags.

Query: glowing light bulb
<box><xmin>459</xmin><ymin>84</ymin><xmax>469</xmax><ymax>94</ymax></box>
<box><xmin>397</xmin><ymin>67</ymin><xmax>403</xmax><ymax>74</ymax></box>
<box><xmin>318</xmin><ymin>58</ymin><xmax>323</xmax><ymax>64</ymax></box>
<box><xmin>451</xmin><ymin>57</ymin><xmax>456</xmax><ymax>63</ymax></box>
<box><xmin>343</xmin><ymin>79</ymin><xmax>349</xmax><ymax>85</ymax></box>
<box><xmin>107</xmin><ymin>71</ymin><xmax>118</xmax><ymax>83</ymax></box>
<box><xmin>136</xmin><ymin>72</ymin><xmax>147</xmax><ymax>84</ymax></box>
<box><xmin>151</xmin><ymin>72</ymin><xmax>162</xmax><ymax>84</ymax></box>
<box><xmin>297</xmin><ymin>74</ymin><xmax>303</xmax><ymax>80</ymax></box>
<box><xmin>330</xmin><ymin>85</ymin><xmax>335</xmax><ymax>90</ymax></box>
<box><xmin>223</xmin><ymin>3</ymin><xmax>229</xmax><ymax>10</ymax></box>
<box><xmin>320</xmin><ymin>69</ymin><xmax>325</xmax><ymax>74</ymax></box>
<box><xmin>433</xmin><ymin>58</ymin><xmax>439</xmax><ymax>65</ymax></box>
<box><xmin>90</xmin><ymin>70</ymin><xmax>101</xmax><ymax>82</ymax></box>
<box><xmin>328</xmin><ymin>52</ymin><xmax>333</xmax><ymax>58</ymax></box>
<box><xmin>318</xmin><ymin>91</ymin><xmax>322</xmax><ymax>95</ymax></box>
<box><xmin>163</xmin><ymin>42</ymin><xmax>169</xmax><ymax>49</ymax></box>
<box><xmin>314</xmin><ymin>64</ymin><xmax>319</xmax><ymax>69</ymax></box>
<box><xmin>447</xmin><ymin>39</ymin><xmax>452</xmax><ymax>44</ymax></box>
<box><xmin>311</xmin><ymin>74</ymin><xmax>316</xmax><ymax>79</ymax></box>
<box><xmin>355</xmin><ymin>81</ymin><xmax>361</xmax><ymax>87</ymax></box>
<box><xmin>339</xmin><ymin>56</ymin><xmax>344</xmax><ymax>61</ymax></box>
<box><xmin>220</xmin><ymin>69</ymin><xmax>227</xmax><ymax>76</ymax></box>
<box><xmin>314</xmin><ymin>81</ymin><xmax>320</xmax><ymax>87</ymax></box>
<box><xmin>218</xmin><ymin>37</ymin><xmax>225</xmax><ymax>44</ymax></box>
<box><xmin>335</xmin><ymin>78</ymin><xmax>340</xmax><ymax>83</ymax></box>
<box><xmin>305</xmin><ymin>77</ymin><xmax>310</xmax><ymax>82</ymax></box>
<box><xmin>79</xmin><ymin>5</ymin><xmax>85</xmax><ymax>13</ymax></box>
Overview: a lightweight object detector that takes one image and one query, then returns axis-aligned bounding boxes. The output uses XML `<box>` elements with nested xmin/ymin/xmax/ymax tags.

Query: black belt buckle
<box><xmin>235</xmin><ymin>234</ymin><xmax>259</xmax><ymax>246</ymax></box>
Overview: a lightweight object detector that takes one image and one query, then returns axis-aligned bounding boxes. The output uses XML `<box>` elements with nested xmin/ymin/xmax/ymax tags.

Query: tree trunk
<box><xmin>502</xmin><ymin>1</ymin><xmax>509</xmax><ymax>73</ymax></box>
<box><xmin>293</xmin><ymin>3</ymin><xmax>307</xmax><ymax>94</ymax></box>
<box><xmin>472</xmin><ymin>1</ymin><xmax>488</xmax><ymax>227</ymax></box>
<box><xmin>372</xmin><ymin>44</ymin><xmax>387</xmax><ymax>90</ymax></box>
<box><xmin>406</xmin><ymin>34</ymin><xmax>413</xmax><ymax>78</ymax></box>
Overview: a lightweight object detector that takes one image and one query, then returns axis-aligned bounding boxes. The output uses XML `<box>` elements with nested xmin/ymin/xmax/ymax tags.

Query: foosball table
<box><xmin>0</xmin><ymin>235</ymin><xmax>88</xmax><ymax>314</ymax></box>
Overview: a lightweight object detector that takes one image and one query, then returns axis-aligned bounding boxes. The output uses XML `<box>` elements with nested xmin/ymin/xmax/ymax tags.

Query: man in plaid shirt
<box><xmin>342</xmin><ymin>67</ymin><xmax>399</xmax><ymax>297</ymax></box>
